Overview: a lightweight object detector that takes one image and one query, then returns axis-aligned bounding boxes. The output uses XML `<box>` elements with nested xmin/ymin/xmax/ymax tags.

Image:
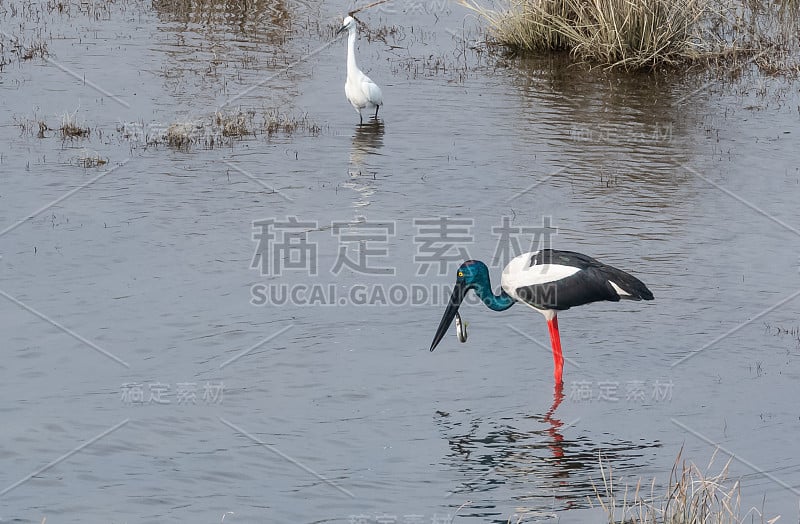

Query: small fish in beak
<box><xmin>455</xmin><ymin>312</ymin><xmax>468</xmax><ymax>343</ymax></box>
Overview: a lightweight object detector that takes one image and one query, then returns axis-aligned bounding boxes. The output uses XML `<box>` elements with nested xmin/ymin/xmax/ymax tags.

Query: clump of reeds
<box><xmin>77</xmin><ymin>149</ymin><xmax>108</xmax><ymax>168</ymax></box>
<box><xmin>263</xmin><ymin>108</ymin><xmax>321</xmax><ymax>136</ymax></box>
<box><xmin>59</xmin><ymin>110</ymin><xmax>90</xmax><ymax>138</ymax></box>
<box><xmin>461</xmin><ymin>0</ymin><xmax>710</xmax><ymax>68</ymax></box>
<box><xmin>591</xmin><ymin>448</ymin><xmax>779</xmax><ymax>523</ymax></box>
<box><xmin>13</xmin><ymin>117</ymin><xmax>49</xmax><ymax>137</ymax></box>
<box><xmin>165</xmin><ymin>121</ymin><xmax>201</xmax><ymax>149</ymax></box>
<box><xmin>463</xmin><ymin>0</ymin><xmax>800</xmax><ymax>71</ymax></box>
<box><xmin>755</xmin><ymin>52</ymin><xmax>800</xmax><ymax>77</ymax></box>
<box><xmin>120</xmin><ymin>108</ymin><xmax>322</xmax><ymax>151</ymax></box>
<box><xmin>215</xmin><ymin>111</ymin><xmax>252</xmax><ymax>138</ymax></box>
<box><xmin>20</xmin><ymin>40</ymin><xmax>49</xmax><ymax>60</ymax></box>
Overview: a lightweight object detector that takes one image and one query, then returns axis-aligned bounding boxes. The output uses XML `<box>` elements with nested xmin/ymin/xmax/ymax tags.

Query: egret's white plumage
<box><xmin>337</xmin><ymin>16</ymin><xmax>383</xmax><ymax>123</ymax></box>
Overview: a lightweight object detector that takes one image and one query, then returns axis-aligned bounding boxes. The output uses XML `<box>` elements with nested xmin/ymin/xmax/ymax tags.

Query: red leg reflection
<box><xmin>543</xmin><ymin>381</ymin><xmax>565</xmax><ymax>459</ymax></box>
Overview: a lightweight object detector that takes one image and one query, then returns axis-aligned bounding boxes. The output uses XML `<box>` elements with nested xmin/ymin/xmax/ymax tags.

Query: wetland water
<box><xmin>1</xmin><ymin>1</ymin><xmax>799</xmax><ymax>522</ymax></box>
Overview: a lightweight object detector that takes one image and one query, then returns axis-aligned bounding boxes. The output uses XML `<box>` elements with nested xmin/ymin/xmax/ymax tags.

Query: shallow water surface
<box><xmin>1</xmin><ymin>1</ymin><xmax>799</xmax><ymax>522</ymax></box>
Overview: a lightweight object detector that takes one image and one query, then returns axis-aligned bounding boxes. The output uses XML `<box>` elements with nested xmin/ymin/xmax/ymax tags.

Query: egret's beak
<box><xmin>336</xmin><ymin>25</ymin><xmax>347</xmax><ymax>35</ymax></box>
<box><xmin>429</xmin><ymin>280</ymin><xmax>468</xmax><ymax>352</ymax></box>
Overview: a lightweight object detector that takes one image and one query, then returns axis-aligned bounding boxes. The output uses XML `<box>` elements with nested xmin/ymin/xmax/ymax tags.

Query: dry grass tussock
<box><xmin>77</xmin><ymin>149</ymin><xmax>108</xmax><ymax>168</ymax></box>
<box><xmin>59</xmin><ymin>110</ymin><xmax>90</xmax><ymax>138</ymax></box>
<box><xmin>462</xmin><ymin>0</ymin><xmax>707</xmax><ymax>68</ymax></box>
<box><xmin>591</xmin><ymin>448</ymin><xmax>780</xmax><ymax>523</ymax></box>
<box><xmin>215</xmin><ymin>111</ymin><xmax>251</xmax><ymax>138</ymax></box>
<box><xmin>460</xmin><ymin>0</ymin><xmax>799</xmax><ymax>70</ymax></box>
<box><xmin>160</xmin><ymin>109</ymin><xmax>320</xmax><ymax>150</ymax></box>
<box><xmin>264</xmin><ymin>108</ymin><xmax>320</xmax><ymax>136</ymax></box>
<box><xmin>13</xmin><ymin>117</ymin><xmax>49</xmax><ymax>138</ymax></box>
<box><xmin>165</xmin><ymin>121</ymin><xmax>203</xmax><ymax>149</ymax></box>
<box><xmin>20</xmin><ymin>39</ymin><xmax>49</xmax><ymax>61</ymax></box>
<box><xmin>16</xmin><ymin>111</ymin><xmax>89</xmax><ymax>139</ymax></box>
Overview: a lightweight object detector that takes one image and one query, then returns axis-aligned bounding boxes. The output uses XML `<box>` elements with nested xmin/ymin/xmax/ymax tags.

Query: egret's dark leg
<box><xmin>374</xmin><ymin>105</ymin><xmax>379</xmax><ymax>119</ymax></box>
<box><xmin>359</xmin><ymin>112</ymin><xmax>363</xmax><ymax>125</ymax></box>
<box><xmin>547</xmin><ymin>315</ymin><xmax>564</xmax><ymax>385</ymax></box>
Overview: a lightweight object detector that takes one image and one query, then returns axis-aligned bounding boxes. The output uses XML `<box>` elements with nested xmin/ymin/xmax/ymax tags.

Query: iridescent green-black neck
<box><xmin>458</xmin><ymin>260</ymin><xmax>515</xmax><ymax>311</ymax></box>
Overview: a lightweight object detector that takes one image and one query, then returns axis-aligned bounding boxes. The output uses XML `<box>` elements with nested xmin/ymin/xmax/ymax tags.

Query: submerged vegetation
<box><xmin>591</xmin><ymin>450</ymin><xmax>779</xmax><ymax>523</ymax></box>
<box><xmin>264</xmin><ymin>108</ymin><xmax>321</xmax><ymax>136</ymax></box>
<box><xmin>14</xmin><ymin>107</ymin><xmax>322</xmax><ymax>153</ymax></box>
<box><xmin>136</xmin><ymin>108</ymin><xmax>321</xmax><ymax>150</ymax></box>
<box><xmin>59</xmin><ymin>110</ymin><xmax>90</xmax><ymax>139</ymax></box>
<box><xmin>76</xmin><ymin>149</ymin><xmax>108</xmax><ymax>168</ymax></box>
<box><xmin>215</xmin><ymin>110</ymin><xmax>252</xmax><ymax>138</ymax></box>
<box><xmin>460</xmin><ymin>0</ymin><xmax>800</xmax><ymax>71</ymax></box>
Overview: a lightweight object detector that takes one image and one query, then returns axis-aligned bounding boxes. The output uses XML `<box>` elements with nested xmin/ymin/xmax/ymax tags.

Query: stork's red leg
<box><xmin>547</xmin><ymin>316</ymin><xmax>564</xmax><ymax>385</ymax></box>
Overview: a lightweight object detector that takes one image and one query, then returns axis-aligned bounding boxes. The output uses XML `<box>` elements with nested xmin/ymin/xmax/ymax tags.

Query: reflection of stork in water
<box><xmin>434</xmin><ymin>386</ymin><xmax>661</xmax><ymax>514</ymax></box>
<box><xmin>543</xmin><ymin>384</ymin><xmax>566</xmax><ymax>460</ymax></box>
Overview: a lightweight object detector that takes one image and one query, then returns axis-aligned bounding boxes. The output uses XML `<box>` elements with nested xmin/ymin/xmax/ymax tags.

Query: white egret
<box><xmin>336</xmin><ymin>16</ymin><xmax>383</xmax><ymax>123</ymax></box>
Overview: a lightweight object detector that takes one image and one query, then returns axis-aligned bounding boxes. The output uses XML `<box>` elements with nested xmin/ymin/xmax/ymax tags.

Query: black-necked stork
<box><xmin>429</xmin><ymin>250</ymin><xmax>654</xmax><ymax>385</ymax></box>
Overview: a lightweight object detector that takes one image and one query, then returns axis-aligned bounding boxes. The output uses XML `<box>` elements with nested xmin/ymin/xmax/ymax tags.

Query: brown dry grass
<box><xmin>460</xmin><ymin>0</ymin><xmax>799</xmax><ymax>70</ymax></box>
<box><xmin>59</xmin><ymin>110</ymin><xmax>90</xmax><ymax>138</ymax></box>
<box><xmin>215</xmin><ymin>111</ymin><xmax>252</xmax><ymax>138</ymax></box>
<box><xmin>461</xmin><ymin>0</ymin><xmax>708</xmax><ymax>68</ymax></box>
<box><xmin>591</xmin><ymin>449</ymin><xmax>780</xmax><ymax>523</ymax></box>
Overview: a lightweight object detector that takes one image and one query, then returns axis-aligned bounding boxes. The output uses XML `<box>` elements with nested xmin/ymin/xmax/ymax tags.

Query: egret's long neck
<box><xmin>346</xmin><ymin>29</ymin><xmax>358</xmax><ymax>77</ymax></box>
<box><xmin>472</xmin><ymin>271</ymin><xmax>515</xmax><ymax>312</ymax></box>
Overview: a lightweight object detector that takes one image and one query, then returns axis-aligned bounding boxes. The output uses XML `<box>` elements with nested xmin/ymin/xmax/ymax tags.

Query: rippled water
<box><xmin>1</xmin><ymin>1</ymin><xmax>799</xmax><ymax>522</ymax></box>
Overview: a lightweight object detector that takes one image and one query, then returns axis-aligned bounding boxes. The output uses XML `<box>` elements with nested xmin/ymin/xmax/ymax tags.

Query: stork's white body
<box><xmin>501</xmin><ymin>250</ymin><xmax>649</xmax><ymax>320</ymax></box>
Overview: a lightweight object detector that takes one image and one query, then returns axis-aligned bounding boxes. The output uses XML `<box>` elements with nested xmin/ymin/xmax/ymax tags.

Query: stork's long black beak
<box><xmin>429</xmin><ymin>280</ymin><xmax>467</xmax><ymax>352</ymax></box>
<box><xmin>336</xmin><ymin>25</ymin><xmax>346</xmax><ymax>35</ymax></box>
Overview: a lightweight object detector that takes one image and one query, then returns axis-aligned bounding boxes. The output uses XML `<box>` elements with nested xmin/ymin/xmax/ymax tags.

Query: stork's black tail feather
<box><xmin>600</xmin><ymin>265</ymin><xmax>654</xmax><ymax>301</ymax></box>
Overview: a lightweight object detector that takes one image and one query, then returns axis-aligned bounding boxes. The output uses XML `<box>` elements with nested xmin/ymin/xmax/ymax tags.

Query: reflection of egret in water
<box><xmin>435</xmin><ymin>388</ymin><xmax>661</xmax><ymax>520</ymax></box>
<box><xmin>344</xmin><ymin>121</ymin><xmax>385</xmax><ymax>209</ymax></box>
<box><xmin>350</xmin><ymin>121</ymin><xmax>385</xmax><ymax>163</ymax></box>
